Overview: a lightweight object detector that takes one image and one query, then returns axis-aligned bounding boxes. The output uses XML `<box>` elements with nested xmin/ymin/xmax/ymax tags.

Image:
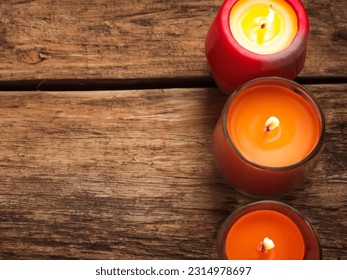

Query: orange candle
<box><xmin>217</xmin><ymin>201</ymin><xmax>321</xmax><ymax>260</ymax></box>
<box><xmin>213</xmin><ymin>77</ymin><xmax>325</xmax><ymax>196</ymax></box>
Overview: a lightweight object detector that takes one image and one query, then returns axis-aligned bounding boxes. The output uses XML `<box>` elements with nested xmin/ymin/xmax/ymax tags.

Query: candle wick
<box><xmin>260</xmin><ymin>243</ymin><xmax>266</xmax><ymax>252</ymax></box>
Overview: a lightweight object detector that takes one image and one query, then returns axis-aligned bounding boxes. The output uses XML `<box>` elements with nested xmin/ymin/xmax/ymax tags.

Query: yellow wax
<box><xmin>229</xmin><ymin>0</ymin><xmax>298</xmax><ymax>54</ymax></box>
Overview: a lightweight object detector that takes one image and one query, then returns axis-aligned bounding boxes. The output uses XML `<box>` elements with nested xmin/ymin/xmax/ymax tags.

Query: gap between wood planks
<box><xmin>0</xmin><ymin>76</ymin><xmax>346</xmax><ymax>91</ymax></box>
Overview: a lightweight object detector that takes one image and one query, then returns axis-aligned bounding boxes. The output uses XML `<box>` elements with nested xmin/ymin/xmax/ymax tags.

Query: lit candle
<box><xmin>217</xmin><ymin>201</ymin><xmax>321</xmax><ymax>260</ymax></box>
<box><xmin>229</xmin><ymin>0</ymin><xmax>297</xmax><ymax>54</ymax></box>
<box><xmin>213</xmin><ymin>77</ymin><xmax>325</xmax><ymax>197</ymax></box>
<box><xmin>205</xmin><ymin>0</ymin><xmax>309</xmax><ymax>94</ymax></box>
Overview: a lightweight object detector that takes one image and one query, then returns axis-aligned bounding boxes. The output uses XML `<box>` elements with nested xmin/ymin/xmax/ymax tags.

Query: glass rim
<box><xmin>221</xmin><ymin>76</ymin><xmax>326</xmax><ymax>171</ymax></box>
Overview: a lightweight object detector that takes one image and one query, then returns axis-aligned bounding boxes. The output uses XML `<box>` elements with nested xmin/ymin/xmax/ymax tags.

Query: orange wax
<box><xmin>227</xmin><ymin>84</ymin><xmax>321</xmax><ymax>167</ymax></box>
<box><xmin>225</xmin><ymin>210</ymin><xmax>305</xmax><ymax>260</ymax></box>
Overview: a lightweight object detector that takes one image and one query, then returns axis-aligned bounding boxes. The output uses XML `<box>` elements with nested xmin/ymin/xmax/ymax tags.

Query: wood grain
<box><xmin>0</xmin><ymin>85</ymin><xmax>345</xmax><ymax>259</ymax></box>
<box><xmin>0</xmin><ymin>0</ymin><xmax>346</xmax><ymax>83</ymax></box>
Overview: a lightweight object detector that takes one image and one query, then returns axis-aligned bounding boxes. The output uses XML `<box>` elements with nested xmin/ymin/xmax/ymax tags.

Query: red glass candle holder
<box><xmin>213</xmin><ymin>77</ymin><xmax>325</xmax><ymax>197</ymax></box>
<box><xmin>217</xmin><ymin>201</ymin><xmax>322</xmax><ymax>260</ymax></box>
<box><xmin>205</xmin><ymin>0</ymin><xmax>309</xmax><ymax>95</ymax></box>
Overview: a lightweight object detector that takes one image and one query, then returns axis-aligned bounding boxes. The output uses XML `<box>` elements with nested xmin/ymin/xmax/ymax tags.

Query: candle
<box><xmin>217</xmin><ymin>201</ymin><xmax>321</xmax><ymax>260</ymax></box>
<box><xmin>213</xmin><ymin>77</ymin><xmax>325</xmax><ymax>197</ymax></box>
<box><xmin>205</xmin><ymin>0</ymin><xmax>309</xmax><ymax>94</ymax></box>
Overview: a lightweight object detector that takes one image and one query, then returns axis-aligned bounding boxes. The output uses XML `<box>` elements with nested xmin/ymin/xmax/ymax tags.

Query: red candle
<box><xmin>213</xmin><ymin>77</ymin><xmax>325</xmax><ymax>197</ymax></box>
<box><xmin>205</xmin><ymin>0</ymin><xmax>309</xmax><ymax>95</ymax></box>
<box><xmin>217</xmin><ymin>201</ymin><xmax>321</xmax><ymax>260</ymax></box>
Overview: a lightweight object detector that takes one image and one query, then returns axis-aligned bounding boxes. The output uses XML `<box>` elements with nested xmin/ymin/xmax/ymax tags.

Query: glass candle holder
<box><xmin>213</xmin><ymin>77</ymin><xmax>325</xmax><ymax>197</ymax></box>
<box><xmin>217</xmin><ymin>201</ymin><xmax>322</xmax><ymax>259</ymax></box>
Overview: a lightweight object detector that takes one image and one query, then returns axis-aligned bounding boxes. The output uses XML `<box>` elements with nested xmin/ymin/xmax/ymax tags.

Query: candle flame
<box><xmin>263</xmin><ymin>237</ymin><xmax>275</xmax><ymax>250</ymax></box>
<box><xmin>264</xmin><ymin>116</ymin><xmax>280</xmax><ymax>132</ymax></box>
<box><xmin>259</xmin><ymin>5</ymin><xmax>275</xmax><ymax>30</ymax></box>
<box><xmin>267</xmin><ymin>5</ymin><xmax>275</xmax><ymax>26</ymax></box>
<box><xmin>258</xmin><ymin>237</ymin><xmax>275</xmax><ymax>253</ymax></box>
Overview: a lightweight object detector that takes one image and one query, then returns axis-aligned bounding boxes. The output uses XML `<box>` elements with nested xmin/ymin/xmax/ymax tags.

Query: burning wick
<box><xmin>258</xmin><ymin>237</ymin><xmax>275</xmax><ymax>253</ymax></box>
<box><xmin>261</xmin><ymin>5</ymin><xmax>274</xmax><ymax>30</ymax></box>
<box><xmin>264</xmin><ymin>116</ymin><xmax>280</xmax><ymax>132</ymax></box>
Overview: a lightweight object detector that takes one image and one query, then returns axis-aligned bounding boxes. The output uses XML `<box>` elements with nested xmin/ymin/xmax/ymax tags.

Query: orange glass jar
<box><xmin>213</xmin><ymin>77</ymin><xmax>325</xmax><ymax>197</ymax></box>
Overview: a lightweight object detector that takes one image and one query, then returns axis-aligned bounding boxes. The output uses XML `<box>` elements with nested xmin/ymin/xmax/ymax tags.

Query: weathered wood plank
<box><xmin>0</xmin><ymin>0</ymin><xmax>346</xmax><ymax>83</ymax></box>
<box><xmin>0</xmin><ymin>85</ymin><xmax>345</xmax><ymax>259</ymax></box>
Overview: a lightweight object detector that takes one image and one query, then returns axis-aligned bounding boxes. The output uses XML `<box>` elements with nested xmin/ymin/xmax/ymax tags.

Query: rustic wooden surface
<box><xmin>0</xmin><ymin>0</ymin><xmax>346</xmax><ymax>85</ymax></box>
<box><xmin>0</xmin><ymin>0</ymin><xmax>346</xmax><ymax>260</ymax></box>
<box><xmin>0</xmin><ymin>85</ymin><xmax>346</xmax><ymax>260</ymax></box>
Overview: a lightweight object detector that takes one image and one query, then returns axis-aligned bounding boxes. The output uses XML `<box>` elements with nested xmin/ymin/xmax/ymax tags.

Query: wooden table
<box><xmin>0</xmin><ymin>0</ymin><xmax>346</xmax><ymax>260</ymax></box>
